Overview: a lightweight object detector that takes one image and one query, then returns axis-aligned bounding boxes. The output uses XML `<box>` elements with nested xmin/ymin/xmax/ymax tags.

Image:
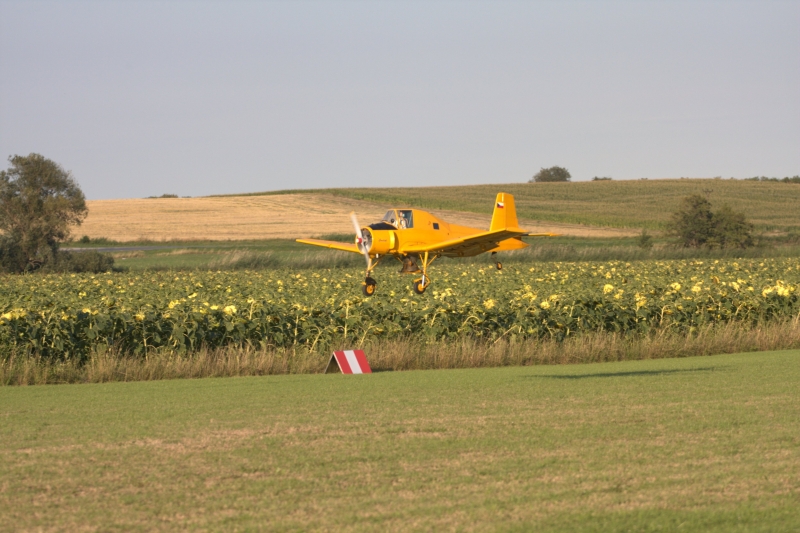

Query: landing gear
<box><xmin>362</xmin><ymin>276</ymin><xmax>377</xmax><ymax>297</ymax></box>
<box><xmin>411</xmin><ymin>251</ymin><xmax>438</xmax><ymax>295</ymax></box>
<box><xmin>361</xmin><ymin>256</ymin><xmax>383</xmax><ymax>297</ymax></box>
<box><xmin>412</xmin><ymin>276</ymin><xmax>429</xmax><ymax>294</ymax></box>
<box><xmin>492</xmin><ymin>252</ymin><xmax>502</xmax><ymax>270</ymax></box>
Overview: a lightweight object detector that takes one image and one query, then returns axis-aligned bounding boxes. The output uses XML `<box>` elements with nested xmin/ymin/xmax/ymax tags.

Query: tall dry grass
<box><xmin>3</xmin><ymin>319</ymin><xmax>800</xmax><ymax>386</ymax></box>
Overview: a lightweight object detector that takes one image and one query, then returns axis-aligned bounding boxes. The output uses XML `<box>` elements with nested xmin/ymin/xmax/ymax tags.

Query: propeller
<box><xmin>350</xmin><ymin>212</ymin><xmax>371</xmax><ymax>267</ymax></box>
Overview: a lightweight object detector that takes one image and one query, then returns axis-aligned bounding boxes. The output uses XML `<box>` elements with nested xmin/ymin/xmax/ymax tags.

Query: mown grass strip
<box><xmin>1</xmin><ymin>350</ymin><xmax>798</xmax><ymax>531</ymax></box>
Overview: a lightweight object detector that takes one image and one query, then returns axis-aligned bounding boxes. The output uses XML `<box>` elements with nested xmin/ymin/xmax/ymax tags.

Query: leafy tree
<box><xmin>668</xmin><ymin>195</ymin><xmax>754</xmax><ymax>249</ymax></box>
<box><xmin>669</xmin><ymin>195</ymin><xmax>715</xmax><ymax>248</ymax></box>
<box><xmin>529</xmin><ymin>166</ymin><xmax>571</xmax><ymax>183</ymax></box>
<box><xmin>0</xmin><ymin>154</ymin><xmax>87</xmax><ymax>272</ymax></box>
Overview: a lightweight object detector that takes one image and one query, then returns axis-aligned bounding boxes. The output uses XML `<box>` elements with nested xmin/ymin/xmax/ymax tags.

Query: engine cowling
<box><xmin>357</xmin><ymin>228</ymin><xmax>396</xmax><ymax>255</ymax></box>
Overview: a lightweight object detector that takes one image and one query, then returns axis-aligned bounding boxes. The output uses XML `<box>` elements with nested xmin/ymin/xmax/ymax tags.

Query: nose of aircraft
<box><xmin>357</xmin><ymin>228</ymin><xmax>373</xmax><ymax>253</ymax></box>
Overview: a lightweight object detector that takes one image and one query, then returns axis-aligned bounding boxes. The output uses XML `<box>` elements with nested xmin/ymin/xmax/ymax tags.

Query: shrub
<box><xmin>529</xmin><ymin>167</ymin><xmax>571</xmax><ymax>183</ymax></box>
<box><xmin>637</xmin><ymin>229</ymin><xmax>654</xmax><ymax>250</ymax></box>
<box><xmin>43</xmin><ymin>250</ymin><xmax>115</xmax><ymax>273</ymax></box>
<box><xmin>76</xmin><ymin>236</ymin><xmax>113</xmax><ymax>245</ymax></box>
<box><xmin>712</xmin><ymin>204</ymin><xmax>754</xmax><ymax>248</ymax></box>
<box><xmin>668</xmin><ymin>195</ymin><xmax>754</xmax><ymax>249</ymax></box>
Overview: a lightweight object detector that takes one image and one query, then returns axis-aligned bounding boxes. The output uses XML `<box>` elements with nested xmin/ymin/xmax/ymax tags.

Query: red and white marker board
<box><xmin>325</xmin><ymin>350</ymin><xmax>372</xmax><ymax>374</ymax></box>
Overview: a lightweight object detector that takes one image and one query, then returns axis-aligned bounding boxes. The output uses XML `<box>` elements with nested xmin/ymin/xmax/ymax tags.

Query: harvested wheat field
<box><xmin>80</xmin><ymin>194</ymin><xmax>636</xmax><ymax>242</ymax></box>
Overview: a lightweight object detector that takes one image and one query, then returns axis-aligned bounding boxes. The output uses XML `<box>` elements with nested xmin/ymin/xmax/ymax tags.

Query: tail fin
<box><xmin>490</xmin><ymin>192</ymin><xmax>520</xmax><ymax>231</ymax></box>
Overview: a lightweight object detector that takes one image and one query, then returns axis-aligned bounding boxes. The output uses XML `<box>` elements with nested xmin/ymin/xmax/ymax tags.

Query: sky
<box><xmin>1</xmin><ymin>1</ymin><xmax>798</xmax><ymax>200</ymax></box>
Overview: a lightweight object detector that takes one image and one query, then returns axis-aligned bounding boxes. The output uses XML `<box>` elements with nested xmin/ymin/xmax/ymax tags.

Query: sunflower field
<box><xmin>1</xmin><ymin>258</ymin><xmax>799</xmax><ymax>360</ymax></box>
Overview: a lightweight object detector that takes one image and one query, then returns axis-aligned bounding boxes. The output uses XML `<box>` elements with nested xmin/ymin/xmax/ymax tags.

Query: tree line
<box><xmin>0</xmin><ymin>155</ymin><xmax>781</xmax><ymax>274</ymax></box>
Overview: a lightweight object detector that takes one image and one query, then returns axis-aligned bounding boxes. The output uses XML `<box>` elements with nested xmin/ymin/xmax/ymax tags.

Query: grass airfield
<box><xmin>2</xmin><ymin>350</ymin><xmax>798</xmax><ymax>532</ymax></box>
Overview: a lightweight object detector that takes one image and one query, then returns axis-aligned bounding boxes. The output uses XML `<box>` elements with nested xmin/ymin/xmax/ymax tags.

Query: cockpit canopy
<box><xmin>377</xmin><ymin>209</ymin><xmax>414</xmax><ymax>229</ymax></box>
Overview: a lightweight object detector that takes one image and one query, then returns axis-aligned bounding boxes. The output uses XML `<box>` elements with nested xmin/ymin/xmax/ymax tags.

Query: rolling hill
<box><xmin>79</xmin><ymin>179</ymin><xmax>800</xmax><ymax>242</ymax></box>
<box><xmin>243</xmin><ymin>179</ymin><xmax>800</xmax><ymax>231</ymax></box>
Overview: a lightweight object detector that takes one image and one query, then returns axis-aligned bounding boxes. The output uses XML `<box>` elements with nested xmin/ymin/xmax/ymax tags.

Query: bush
<box><xmin>712</xmin><ymin>205</ymin><xmax>755</xmax><ymax>248</ymax></box>
<box><xmin>529</xmin><ymin>166</ymin><xmax>571</xmax><ymax>183</ymax></box>
<box><xmin>42</xmin><ymin>250</ymin><xmax>115</xmax><ymax>274</ymax></box>
<box><xmin>668</xmin><ymin>195</ymin><xmax>754</xmax><ymax>249</ymax></box>
<box><xmin>637</xmin><ymin>229</ymin><xmax>654</xmax><ymax>250</ymax></box>
<box><xmin>1</xmin><ymin>242</ymin><xmax>113</xmax><ymax>274</ymax></box>
<box><xmin>0</xmin><ymin>237</ymin><xmax>32</xmax><ymax>273</ymax></box>
<box><xmin>76</xmin><ymin>236</ymin><xmax>113</xmax><ymax>245</ymax></box>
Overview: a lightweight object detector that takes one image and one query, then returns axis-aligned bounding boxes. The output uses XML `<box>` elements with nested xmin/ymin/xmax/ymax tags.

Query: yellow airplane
<box><xmin>296</xmin><ymin>192</ymin><xmax>556</xmax><ymax>296</ymax></box>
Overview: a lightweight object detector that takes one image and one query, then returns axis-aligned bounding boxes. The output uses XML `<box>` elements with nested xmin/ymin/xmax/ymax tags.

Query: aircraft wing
<box><xmin>295</xmin><ymin>238</ymin><xmax>361</xmax><ymax>254</ymax></box>
<box><xmin>400</xmin><ymin>228</ymin><xmax>529</xmax><ymax>255</ymax></box>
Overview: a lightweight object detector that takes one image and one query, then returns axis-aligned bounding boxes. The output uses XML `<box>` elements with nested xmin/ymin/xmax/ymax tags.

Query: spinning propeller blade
<box><xmin>350</xmin><ymin>212</ymin><xmax>370</xmax><ymax>267</ymax></box>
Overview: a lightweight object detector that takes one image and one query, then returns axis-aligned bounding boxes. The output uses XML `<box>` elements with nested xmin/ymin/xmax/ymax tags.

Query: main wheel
<box><xmin>412</xmin><ymin>280</ymin><xmax>427</xmax><ymax>294</ymax></box>
<box><xmin>495</xmin><ymin>261</ymin><xmax>503</xmax><ymax>270</ymax></box>
<box><xmin>412</xmin><ymin>276</ymin><xmax>429</xmax><ymax>294</ymax></box>
<box><xmin>362</xmin><ymin>277</ymin><xmax>377</xmax><ymax>297</ymax></box>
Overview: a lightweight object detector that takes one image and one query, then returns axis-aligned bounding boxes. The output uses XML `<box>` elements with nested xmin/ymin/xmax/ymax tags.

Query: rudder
<box><xmin>490</xmin><ymin>192</ymin><xmax>519</xmax><ymax>231</ymax></box>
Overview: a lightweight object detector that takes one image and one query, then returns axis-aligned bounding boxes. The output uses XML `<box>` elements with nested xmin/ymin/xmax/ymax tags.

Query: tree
<box><xmin>668</xmin><ymin>195</ymin><xmax>754</xmax><ymax>249</ymax></box>
<box><xmin>529</xmin><ymin>166</ymin><xmax>571</xmax><ymax>183</ymax></box>
<box><xmin>0</xmin><ymin>154</ymin><xmax>87</xmax><ymax>272</ymax></box>
<box><xmin>669</xmin><ymin>195</ymin><xmax>715</xmax><ymax>248</ymax></box>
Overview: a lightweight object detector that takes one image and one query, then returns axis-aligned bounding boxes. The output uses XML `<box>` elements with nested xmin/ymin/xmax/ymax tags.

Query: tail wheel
<box><xmin>495</xmin><ymin>261</ymin><xmax>503</xmax><ymax>271</ymax></box>
<box><xmin>363</xmin><ymin>277</ymin><xmax>377</xmax><ymax>297</ymax></box>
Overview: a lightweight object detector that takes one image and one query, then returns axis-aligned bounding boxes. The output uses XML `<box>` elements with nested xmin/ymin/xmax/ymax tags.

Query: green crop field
<box><xmin>3</xmin><ymin>258</ymin><xmax>798</xmax><ymax>359</ymax></box>
<box><xmin>1</xmin><ymin>350</ymin><xmax>798</xmax><ymax>531</ymax></box>
<box><xmin>241</xmin><ymin>179</ymin><xmax>800</xmax><ymax>231</ymax></box>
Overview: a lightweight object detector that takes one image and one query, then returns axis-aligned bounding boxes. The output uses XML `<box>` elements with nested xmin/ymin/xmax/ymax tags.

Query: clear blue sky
<box><xmin>1</xmin><ymin>0</ymin><xmax>798</xmax><ymax>200</ymax></box>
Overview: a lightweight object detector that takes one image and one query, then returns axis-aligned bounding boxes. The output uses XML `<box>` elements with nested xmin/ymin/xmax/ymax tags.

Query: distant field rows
<box><xmin>249</xmin><ymin>179</ymin><xmax>800</xmax><ymax>231</ymax></box>
<box><xmin>81</xmin><ymin>194</ymin><xmax>634</xmax><ymax>242</ymax></box>
<box><xmin>79</xmin><ymin>180</ymin><xmax>800</xmax><ymax>242</ymax></box>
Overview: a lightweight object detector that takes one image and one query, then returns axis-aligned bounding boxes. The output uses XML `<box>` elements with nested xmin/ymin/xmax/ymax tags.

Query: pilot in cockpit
<box><xmin>398</xmin><ymin>210</ymin><xmax>413</xmax><ymax>229</ymax></box>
